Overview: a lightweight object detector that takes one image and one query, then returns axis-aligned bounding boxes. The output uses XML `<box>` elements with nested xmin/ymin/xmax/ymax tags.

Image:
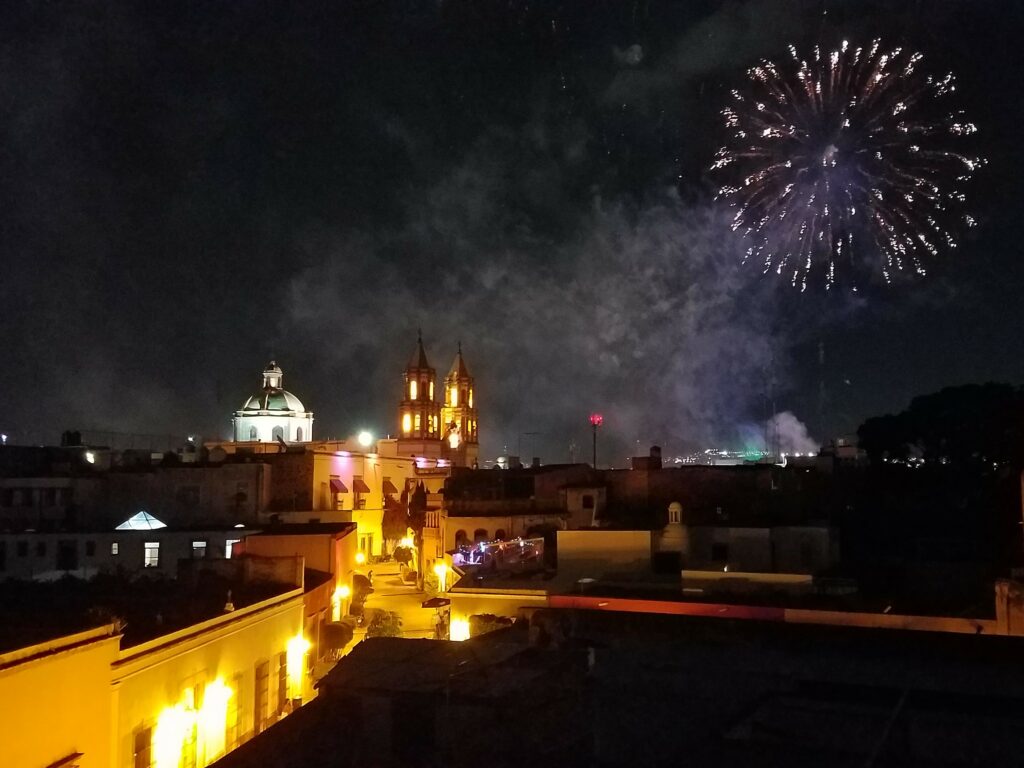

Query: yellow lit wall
<box><xmin>0</xmin><ymin>626</ymin><xmax>119</xmax><ymax>768</ymax></box>
<box><xmin>112</xmin><ymin>590</ymin><xmax>305</xmax><ymax>768</ymax></box>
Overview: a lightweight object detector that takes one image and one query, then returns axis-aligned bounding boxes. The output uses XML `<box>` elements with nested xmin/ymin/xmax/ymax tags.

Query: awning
<box><xmin>329</xmin><ymin>478</ymin><xmax>348</xmax><ymax>493</ymax></box>
<box><xmin>381</xmin><ymin>479</ymin><xmax>399</xmax><ymax>495</ymax></box>
<box><xmin>352</xmin><ymin>477</ymin><xmax>371</xmax><ymax>493</ymax></box>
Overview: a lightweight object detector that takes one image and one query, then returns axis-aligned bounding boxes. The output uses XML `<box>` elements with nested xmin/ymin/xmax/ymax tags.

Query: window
<box><xmin>144</xmin><ymin>541</ymin><xmax>160</xmax><ymax>568</ymax></box>
<box><xmin>85</xmin><ymin>540</ymin><xmax>96</xmax><ymax>557</ymax></box>
<box><xmin>414</xmin><ymin>413</ymin><xmax>421</xmax><ymax>432</ymax></box>
<box><xmin>16</xmin><ymin>541</ymin><xmax>27</xmax><ymax>557</ymax></box>
<box><xmin>582</xmin><ymin>494</ymin><xmax>595</xmax><ymax>510</ymax></box>
<box><xmin>494</xmin><ymin>529</ymin><xmax>506</xmax><ymax>541</ymax></box>
<box><xmin>111</xmin><ymin>541</ymin><xmax>119</xmax><ymax>556</ymax></box>
<box><xmin>272</xmin><ymin>426</ymin><xmax>284</xmax><ymax>442</ymax></box>
<box><xmin>296</xmin><ymin>427</ymin><xmax>303</xmax><ymax>441</ymax></box>
<box><xmin>254</xmin><ymin>661</ymin><xmax>270</xmax><ymax>735</ymax></box>
<box><xmin>36</xmin><ymin>541</ymin><xmax>46</xmax><ymax>557</ymax></box>
<box><xmin>429</xmin><ymin>381</ymin><xmax>434</xmax><ymax>400</ymax></box>
<box><xmin>474</xmin><ymin>528</ymin><xmax>488</xmax><ymax>543</ymax></box>
<box><xmin>402</xmin><ymin>413</ymin><xmax>412</xmax><ymax>434</ymax></box>
<box><xmin>278</xmin><ymin>652</ymin><xmax>288</xmax><ymax>714</ymax></box>
<box><xmin>455</xmin><ymin>530</ymin><xmax>468</xmax><ymax>546</ymax></box>
<box><xmin>249</xmin><ymin>426</ymin><xmax>258</xmax><ymax>440</ymax></box>
<box><xmin>133</xmin><ymin>726</ymin><xmax>152</xmax><ymax>768</ymax></box>
<box><xmin>410</xmin><ymin>379</ymin><xmax>418</xmax><ymax>400</ymax></box>
<box><xmin>450</xmin><ymin>386</ymin><xmax>458</xmax><ymax>406</ymax></box>
<box><xmin>225</xmin><ymin>539</ymin><xmax>241</xmax><ymax>559</ymax></box>
<box><xmin>711</xmin><ymin>543</ymin><xmax>729</xmax><ymax>562</ymax></box>
<box><xmin>469</xmin><ymin>388</ymin><xmax>474</xmax><ymax>408</ymax></box>
<box><xmin>192</xmin><ymin>540</ymin><xmax>207</xmax><ymax>559</ymax></box>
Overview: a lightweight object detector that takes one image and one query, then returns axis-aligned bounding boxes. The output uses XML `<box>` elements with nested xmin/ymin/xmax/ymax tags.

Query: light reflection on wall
<box><xmin>449</xmin><ymin>618</ymin><xmax>470</xmax><ymax>641</ymax></box>
<box><xmin>153</xmin><ymin>678</ymin><xmax>234</xmax><ymax>768</ymax></box>
<box><xmin>286</xmin><ymin>634</ymin><xmax>311</xmax><ymax>699</ymax></box>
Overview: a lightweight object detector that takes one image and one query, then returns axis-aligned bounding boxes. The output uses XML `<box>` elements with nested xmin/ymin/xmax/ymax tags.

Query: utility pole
<box><xmin>589</xmin><ymin>413</ymin><xmax>603</xmax><ymax>468</ymax></box>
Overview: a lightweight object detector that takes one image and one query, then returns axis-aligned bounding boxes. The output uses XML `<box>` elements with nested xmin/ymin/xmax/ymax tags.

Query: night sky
<box><xmin>1</xmin><ymin>1</ymin><xmax>1022</xmax><ymax>464</ymax></box>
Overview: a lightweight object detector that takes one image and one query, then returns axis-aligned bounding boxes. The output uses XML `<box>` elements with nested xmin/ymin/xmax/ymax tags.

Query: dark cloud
<box><xmin>0</xmin><ymin>0</ymin><xmax>1021</xmax><ymax>461</ymax></box>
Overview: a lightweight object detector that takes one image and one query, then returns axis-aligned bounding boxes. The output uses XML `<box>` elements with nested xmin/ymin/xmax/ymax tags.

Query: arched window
<box><xmin>249</xmin><ymin>426</ymin><xmax>258</xmax><ymax>440</ymax></box>
<box><xmin>473</xmin><ymin>528</ymin><xmax>488</xmax><ymax>543</ymax></box>
<box><xmin>272</xmin><ymin>426</ymin><xmax>284</xmax><ymax>442</ymax></box>
<box><xmin>296</xmin><ymin>427</ymin><xmax>303</xmax><ymax>441</ymax></box>
<box><xmin>494</xmin><ymin>529</ymin><xmax>506</xmax><ymax>541</ymax></box>
<box><xmin>455</xmin><ymin>529</ymin><xmax>468</xmax><ymax>547</ymax></box>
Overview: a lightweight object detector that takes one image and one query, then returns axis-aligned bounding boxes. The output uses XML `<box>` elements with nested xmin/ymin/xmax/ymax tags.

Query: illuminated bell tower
<box><xmin>397</xmin><ymin>331</ymin><xmax>442</xmax><ymax>458</ymax></box>
<box><xmin>441</xmin><ymin>343</ymin><xmax>478</xmax><ymax>467</ymax></box>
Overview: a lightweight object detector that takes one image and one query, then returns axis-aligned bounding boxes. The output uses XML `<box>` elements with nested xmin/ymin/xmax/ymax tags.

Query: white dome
<box><xmin>242</xmin><ymin>389</ymin><xmax>307</xmax><ymax>413</ymax></box>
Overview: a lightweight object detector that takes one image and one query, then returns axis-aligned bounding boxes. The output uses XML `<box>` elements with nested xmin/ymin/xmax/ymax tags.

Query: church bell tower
<box><xmin>441</xmin><ymin>343</ymin><xmax>478</xmax><ymax>467</ymax></box>
<box><xmin>397</xmin><ymin>331</ymin><xmax>443</xmax><ymax>459</ymax></box>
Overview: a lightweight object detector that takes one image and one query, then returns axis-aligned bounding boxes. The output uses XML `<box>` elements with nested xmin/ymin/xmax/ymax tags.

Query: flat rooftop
<box><xmin>0</xmin><ymin>571</ymin><xmax>295</xmax><ymax>653</ymax></box>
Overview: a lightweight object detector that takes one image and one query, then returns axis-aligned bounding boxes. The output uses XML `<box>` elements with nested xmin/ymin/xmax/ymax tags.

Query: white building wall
<box><xmin>232</xmin><ymin>414</ymin><xmax>314</xmax><ymax>443</ymax></box>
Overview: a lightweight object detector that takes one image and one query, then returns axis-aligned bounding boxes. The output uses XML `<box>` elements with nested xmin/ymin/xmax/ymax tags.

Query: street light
<box><xmin>433</xmin><ymin>562</ymin><xmax>448</xmax><ymax>592</ymax></box>
<box><xmin>357</xmin><ymin>430</ymin><xmax>373</xmax><ymax>448</ymax></box>
<box><xmin>589</xmin><ymin>413</ymin><xmax>604</xmax><ymax>468</ymax></box>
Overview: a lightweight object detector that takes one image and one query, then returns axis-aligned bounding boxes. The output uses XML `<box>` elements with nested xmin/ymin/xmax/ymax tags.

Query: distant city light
<box><xmin>84</xmin><ymin>451</ymin><xmax>96</xmax><ymax>464</ymax></box>
<box><xmin>357</xmin><ymin>430</ymin><xmax>373</xmax><ymax>448</ymax></box>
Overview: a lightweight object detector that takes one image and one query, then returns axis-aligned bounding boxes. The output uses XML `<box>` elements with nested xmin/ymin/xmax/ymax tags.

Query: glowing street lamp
<box><xmin>433</xmin><ymin>562</ymin><xmax>448</xmax><ymax>592</ymax></box>
<box><xmin>355</xmin><ymin>551</ymin><xmax>366</xmax><ymax>565</ymax></box>
<box><xmin>589</xmin><ymin>413</ymin><xmax>603</xmax><ymax>468</ymax></box>
<box><xmin>357</xmin><ymin>430</ymin><xmax>374</xmax><ymax>448</ymax></box>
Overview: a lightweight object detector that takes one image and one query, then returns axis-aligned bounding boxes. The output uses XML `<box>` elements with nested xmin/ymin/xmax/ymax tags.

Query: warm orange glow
<box><xmin>449</xmin><ymin>618</ymin><xmax>470</xmax><ymax>641</ymax></box>
<box><xmin>448</xmin><ymin>430</ymin><xmax>461</xmax><ymax>449</ymax></box>
<box><xmin>401</xmin><ymin>413</ymin><xmax>412</xmax><ymax>434</ymax></box>
<box><xmin>331</xmin><ymin>584</ymin><xmax>351</xmax><ymax>622</ymax></box>
<box><xmin>199</xmin><ymin>679</ymin><xmax>232</xmax><ymax>763</ymax></box>
<box><xmin>450</xmin><ymin>386</ymin><xmax>458</xmax><ymax>406</ymax></box>
<box><xmin>355</xmin><ymin>551</ymin><xmax>366</xmax><ymax>565</ymax></box>
<box><xmin>153</xmin><ymin>703</ymin><xmax>191</xmax><ymax>768</ymax></box>
<box><xmin>429</xmin><ymin>380</ymin><xmax>434</xmax><ymax>400</ymax></box>
<box><xmin>433</xmin><ymin>562</ymin><xmax>448</xmax><ymax>591</ymax></box>
<box><xmin>410</xmin><ymin>380</ymin><xmax>418</xmax><ymax>400</ymax></box>
<box><xmin>469</xmin><ymin>389</ymin><xmax>473</xmax><ymax>408</ymax></box>
<box><xmin>286</xmin><ymin>635</ymin><xmax>311</xmax><ymax>699</ymax></box>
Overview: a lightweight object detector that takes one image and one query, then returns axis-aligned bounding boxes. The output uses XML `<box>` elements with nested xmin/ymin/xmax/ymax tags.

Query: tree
<box><xmin>365</xmin><ymin>610</ymin><xmax>403</xmax><ymax>638</ymax></box>
<box><xmin>381</xmin><ymin>493</ymin><xmax>409</xmax><ymax>552</ymax></box>
<box><xmin>393</xmin><ymin>546</ymin><xmax>414</xmax><ymax>567</ymax></box>
<box><xmin>858</xmin><ymin>383</ymin><xmax>1024</xmax><ymax>469</ymax></box>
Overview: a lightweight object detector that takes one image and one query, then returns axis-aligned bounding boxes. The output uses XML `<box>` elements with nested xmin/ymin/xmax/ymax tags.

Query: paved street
<box><xmin>355</xmin><ymin>561</ymin><xmax>440</xmax><ymax>641</ymax></box>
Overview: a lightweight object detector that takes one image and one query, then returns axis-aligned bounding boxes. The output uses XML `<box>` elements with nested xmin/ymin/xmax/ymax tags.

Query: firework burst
<box><xmin>712</xmin><ymin>40</ymin><xmax>982</xmax><ymax>291</ymax></box>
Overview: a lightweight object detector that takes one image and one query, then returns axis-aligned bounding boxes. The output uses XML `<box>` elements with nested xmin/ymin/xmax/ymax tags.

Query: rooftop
<box><xmin>0</xmin><ymin>570</ymin><xmax>295</xmax><ymax>654</ymax></box>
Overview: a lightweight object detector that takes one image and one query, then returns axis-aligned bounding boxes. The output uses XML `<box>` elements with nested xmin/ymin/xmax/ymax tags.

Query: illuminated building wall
<box><xmin>0</xmin><ymin>625</ymin><xmax>119</xmax><ymax>768</ymax></box>
<box><xmin>112</xmin><ymin>588</ymin><xmax>307</xmax><ymax>768</ymax></box>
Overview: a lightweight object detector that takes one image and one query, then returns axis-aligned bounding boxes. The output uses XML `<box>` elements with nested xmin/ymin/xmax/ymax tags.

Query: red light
<box><xmin>589</xmin><ymin>413</ymin><xmax>604</xmax><ymax>427</ymax></box>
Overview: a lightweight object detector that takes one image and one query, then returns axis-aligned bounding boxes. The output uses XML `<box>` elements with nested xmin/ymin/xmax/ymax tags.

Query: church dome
<box><xmin>240</xmin><ymin>361</ymin><xmax>308</xmax><ymax>413</ymax></box>
<box><xmin>242</xmin><ymin>389</ymin><xmax>306</xmax><ymax>412</ymax></box>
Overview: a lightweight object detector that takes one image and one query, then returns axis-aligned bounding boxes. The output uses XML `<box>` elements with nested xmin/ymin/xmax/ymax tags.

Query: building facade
<box><xmin>232</xmin><ymin>363</ymin><xmax>313</xmax><ymax>444</ymax></box>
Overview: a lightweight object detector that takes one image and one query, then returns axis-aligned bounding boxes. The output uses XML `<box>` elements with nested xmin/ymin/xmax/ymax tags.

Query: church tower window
<box><xmin>249</xmin><ymin>426</ymin><xmax>258</xmax><ymax>440</ymax></box>
<box><xmin>450</xmin><ymin>387</ymin><xmax>458</xmax><ymax>407</ymax></box>
<box><xmin>402</xmin><ymin>413</ymin><xmax>412</xmax><ymax>434</ymax></box>
<box><xmin>410</xmin><ymin>380</ymin><xmax>418</xmax><ymax>400</ymax></box>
